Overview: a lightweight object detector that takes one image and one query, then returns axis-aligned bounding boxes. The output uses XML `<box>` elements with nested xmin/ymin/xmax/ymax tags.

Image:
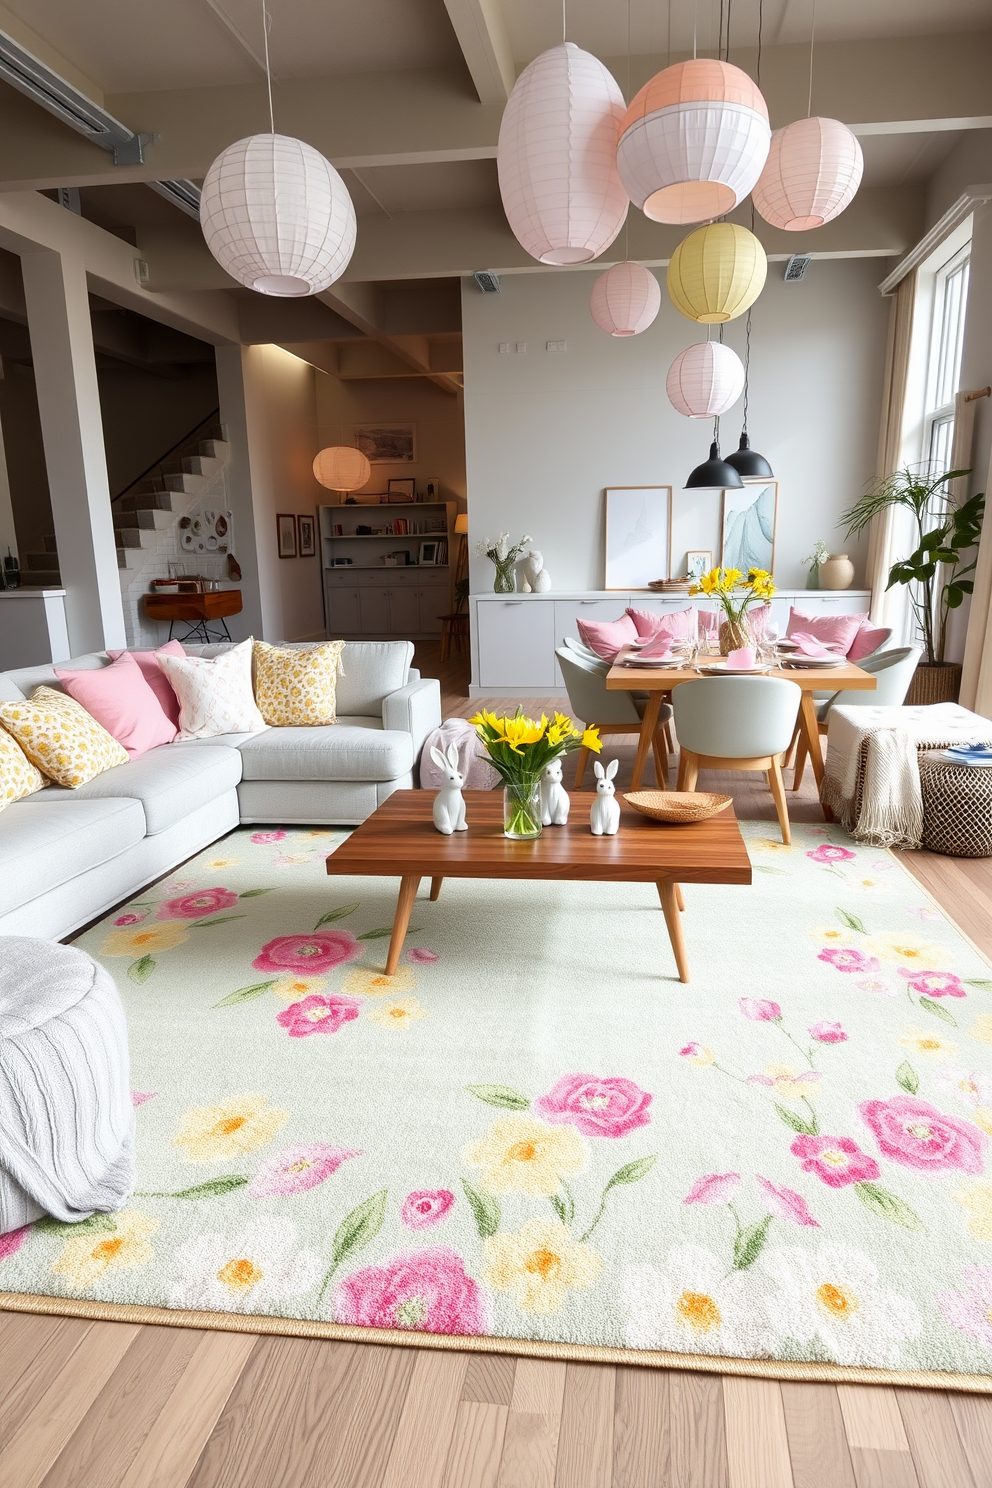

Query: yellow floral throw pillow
<box><xmin>0</xmin><ymin>685</ymin><xmax>129</xmax><ymax>788</ymax></box>
<box><xmin>252</xmin><ymin>640</ymin><xmax>346</xmax><ymax>727</ymax></box>
<box><xmin>0</xmin><ymin>726</ymin><xmax>48</xmax><ymax>811</ymax></box>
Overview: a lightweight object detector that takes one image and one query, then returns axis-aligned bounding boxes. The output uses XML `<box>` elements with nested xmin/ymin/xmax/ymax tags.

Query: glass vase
<box><xmin>492</xmin><ymin>557</ymin><xmax>516</xmax><ymax>593</ymax></box>
<box><xmin>503</xmin><ymin>781</ymin><xmax>542</xmax><ymax>840</ymax></box>
<box><xmin>719</xmin><ymin>616</ymin><xmax>754</xmax><ymax>655</ymax></box>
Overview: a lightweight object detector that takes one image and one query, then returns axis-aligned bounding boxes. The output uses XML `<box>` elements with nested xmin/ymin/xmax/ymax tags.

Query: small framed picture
<box><xmin>419</xmin><ymin>540</ymin><xmax>439</xmax><ymax>566</ymax></box>
<box><xmin>685</xmin><ymin>549</ymin><xmax>712</xmax><ymax>582</ymax></box>
<box><xmin>296</xmin><ymin>513</ymin><xmax>317</xmax><ymax>557</ymax></box>
<box><xmin>387</xmin><ymin>477</ymin><xmax>416</xmax><ymax>502</ymax></box>
<box><xmin>424</xmin><ymin>477</ymin><xmax>441</xmax><ymax>502</ymax></box>
<box><xmin>276</xmin><ymin>513</ymin><xmax>297</xmax><ymax>558</ymax></box>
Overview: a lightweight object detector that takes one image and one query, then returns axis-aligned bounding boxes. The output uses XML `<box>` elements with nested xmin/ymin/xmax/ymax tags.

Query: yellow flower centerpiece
<box><xmin>470</xmin><ymin>709</ymin><xmax>600</xmax><ymax>839</ymax></box>
<box><xmin>689</xmin><ymin>566</ymin><xmax>776</xmax><ymax>653</ymax></box>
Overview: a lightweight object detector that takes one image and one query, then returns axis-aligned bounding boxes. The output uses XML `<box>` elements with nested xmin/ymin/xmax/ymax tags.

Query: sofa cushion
<box><xmin>24</xmin><ymin>742</ymin><xmax>243</xmax><ymax>835</ymax></box>
<box><xmin>0</xmin><ymin>796</ymin><xmax>145</xmax><ymax>917</ymax></box>
<box><xmin>335</xmin><ymin>642</ymin><xmax>414</xmax><ymax>715</ymax></box>
<box><xmin>56</xmin><ymin>651</ymin><xmax>177</xmax><ymax>758</ymax></box>
<box><xmin>237</xmin><ymin>719</ymin><xmax>414</xmax><ymax>782</ymax></box>
<box><xmin>0</xmin><ymin>686</ymin><xmax>130</xmax><ymax>786</ymax></box>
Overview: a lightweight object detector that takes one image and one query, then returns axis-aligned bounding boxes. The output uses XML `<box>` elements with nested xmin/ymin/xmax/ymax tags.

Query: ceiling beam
<box><xmin>441</xmin><ymin>0</ymin><xmax>515</xmax><ymax>105</ymax></box>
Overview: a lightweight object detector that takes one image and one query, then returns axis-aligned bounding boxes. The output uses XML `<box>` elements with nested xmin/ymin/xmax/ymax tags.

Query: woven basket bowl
<box><xmin>624</xmin><ymin>791</ymin><xmax>733</xmax><ymax>824</ymax></box>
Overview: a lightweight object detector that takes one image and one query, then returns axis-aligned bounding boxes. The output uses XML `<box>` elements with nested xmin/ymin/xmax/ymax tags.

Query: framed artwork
<box><xmin>685</xmin><ymin>549</ymin><xmax>712</xmax><ymax>582</ymax></box>
<box><xmin>276</xmin><ymin>513</ymin><xmax>297</xmax><ymax>558</ymax></box>
<box><xmin>603</xmin><ymin>486</ymin><xmax>672</xmax><ymax>590</ymax></box>
<box><xmin>296</xmin><ymin>513</ymin><xmax>317</xmax><ymax>557</ymax></box>
<box><xmin>419</xmin><ymin>540</ymin><xmax>439</xmax><ymax>566</ymax></box>
<box><xmin>424</xmin><ymin>476</ymin><xmax>441</xmax><ymax>502</ymax></box>
<box><xmin>355</xmin><ymin>422</ymin><xmax>416</xmax><ymax>463</ymax></box>
<box><xmin>721</xmin><ymin>480</ymin><xmax>778</xmax><ymax>574</ymax></box>
<box><xmin>387</xmin><ymin>477</ymin><xmax>416</xmax><ymax>502</ymax></box>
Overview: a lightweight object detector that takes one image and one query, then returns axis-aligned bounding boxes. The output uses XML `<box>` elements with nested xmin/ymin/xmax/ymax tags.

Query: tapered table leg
<box><xmin>675</xmin><ymin>883</ymin><xmax>685</xmax><ymax>912</ymax></box>
<box><xmin>430</xmin><ymin>876</ymin><xmax>443</xmax><ymax>901</ymax></box>
<box><xmin>632</xmin><ymin>693</ymin><xmax>663</xmax><ymax>791</ymax></box>
<box><xmin>657</xmin><ymin>882</ymin><xmax>689</xmax><ymax>983</ymax></box>
<box><xmin>385</xmin><ymin>875</ymin><xmax>422</xmax><ymax>975</ymax></box>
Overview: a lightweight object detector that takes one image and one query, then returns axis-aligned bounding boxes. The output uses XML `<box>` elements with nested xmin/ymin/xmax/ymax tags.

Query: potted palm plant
<box><xmin>842</xmin><ymin>468</ymin><xmax>984</xmax><ymax>704</ymax></box>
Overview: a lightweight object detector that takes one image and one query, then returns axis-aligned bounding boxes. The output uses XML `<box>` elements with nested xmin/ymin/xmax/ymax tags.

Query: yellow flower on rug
<box><xmin>970</xmin><ymin>1016</ymin><xmax>992</xmax><ymax>1045</ymax></box>
<box><xmin>205</xmin><ymin>856</ymin><xmax>241</xmax><ymax>870</ymax></box>
<box><xmin>897</xmin><ymin>1026</ymin><xmax>958</xmax><ymax>1062</ymax></box>
<box><xmin>954</xmin><ymin>1181</ymin><xmax>992</xmax><ymax>1241</ymax></box>
<box><xmin>343</xmin><ymin>966</ymin><xmax>418</xmax><ymax>998</ymax></box>
<box><xmin>755</xmin><ymin>1064</ymin><xmax>821</xmax><ymax>1100</ymax></box>
<box><xmin>272</xmin><ymin>975</ymin><xmax>326</xmax><ymax>1002</ymax></box>
<box><xmin>51</xmin><ymin>1210</ymin><xmax>158</xmax><ymax>1292</ymax></box>
<box><xmin>173</xmin><ymin>1094</ymin><xmax>288</xmax><ymax>1162</ymax></box>
<box><xmin>483</xmin><ymin>1217</ymin><xmax>602</xmax><ymax>1314</ymax></box>
<box><xmin>100</xmin><ymin>922</ymin><xmax>189</xmax><ymax>958</ymax></box>
<box><xmin>367</xmin><ymin>996</ymin><xmax>427</xmax><ymax>1031</ymax></box>
<box><xmin>807</xmin><ymin>925</ymin><xmax>853</xmax><ymax>947</ymax></box>
<box><xmin>862</xmin><ymin>931</ymin><xmax>951</xmax><ymax>969</ymax></box>
<box><xmin>462</xmin><ymin>1113</ymin><xmax>588</xmax><ymax>1197</ymax></box>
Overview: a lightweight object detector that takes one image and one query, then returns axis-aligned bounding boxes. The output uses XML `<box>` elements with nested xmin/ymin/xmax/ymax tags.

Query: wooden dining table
<box><xmin>606</xmin><ymin>646</ymin><xmax>877</xmax><ymax>804</ymax></box>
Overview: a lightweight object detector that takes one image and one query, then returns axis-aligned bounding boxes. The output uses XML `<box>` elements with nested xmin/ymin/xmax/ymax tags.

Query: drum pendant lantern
<box><xmin>312</xmin><ymin>446</ymin><xmax>371</xmax><ymax>492</ymax></box>
<box><xmin>752</xmin><ymin>116</ymin><xmax>864</xmax><ymax>230</ymax></box>
<box><xmin>589</xmin><ymin>262</ymin><xmax>661</xmax><ymax>336</ymax></box>
<box><xmin>667</xmin><ymin>223</ymin><xmax>767</xmax><ymax>324</ymax></box>
<box><xmin>616</xmin><ymin>60</ymin><xmax>770</xmax><ymax>225</ymax></box>
<box><xmin>497</xmin><ymin>42</ymin><xmax>628</xmax><ymax>265</ymax></box>
<box><xmin>666</xmin><ymin>343</ymin><xmax>745</xmax><ymax>418</ymax></box>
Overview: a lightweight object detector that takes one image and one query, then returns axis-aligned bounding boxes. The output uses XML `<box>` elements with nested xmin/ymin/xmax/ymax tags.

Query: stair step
<box><xmin>119</xmin><ymin>489</ymin><xmax>183</xmax><ymax>514</ymax></box>
<box><xmin>117</xmin><ymin>547</ymin><xmax>143</xmax><ymax>570</ymax></box>
<box><xmin>115</xmin><ymin>528</ymin><xmax>148</xmax><ymax>548</ymax></box>
<box><xmin>198</xmin><ymin>439</ymin><xmax>229</xmax><ymax>459</ymax></box>
<box><xmin>115</xmin><ymin>508</ymin><xmax>174</xmax><ymax>531</ymax></box>
<box><xmin>164</xmin><ymin>472</ymin><xmax>201</xmax><ymax>494</ymax></box>
<box><xmin>183</xmin><ymin>453</ymin><xmax>223</xmax><ymax>477</ymax></box>
<box><xmin>21</xmin><ymin>569</ymin><xmax>61</xmax><ymax>586</ymax></box>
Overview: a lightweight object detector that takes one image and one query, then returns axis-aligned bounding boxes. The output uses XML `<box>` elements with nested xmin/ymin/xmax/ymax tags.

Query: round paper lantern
<box><xmin>617</xmin><ymin>59</ymin><xmax>770</xmax><ymax>224</ymax></box>
<box><xmin>312</xmin><ymin>446</ymin><xmax>370</xmax><ymax>491</ymax></box>
<box><xmin>497</xmin><ymin>42</ymin><xmax>628</xmax><ymax>265</ymax></box>
<box><xmin>666</xmin><ymin>343</ymin><xmax>745</xmax><ymax>418</ymax></box>
<box><xmin>201</xmin><ymin>134</ymin><xmax>357</xmax><ymax>296</ymax></box>
<box><xmin>752</xmin><ymin>116</ymin><xmax>864</xmax><ymax>230</ymax></box>
<box><xmin>589</xmin><ymin>262</ymin><xmax>661</xmax><ymax>336</ymax></box>
<box><xmin>667</xmin><ymin>223</ymin><xmax>767</xmax><ymax>324</ymax></box>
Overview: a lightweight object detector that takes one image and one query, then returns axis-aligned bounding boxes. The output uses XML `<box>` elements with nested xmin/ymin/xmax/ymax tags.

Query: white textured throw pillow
<box><xmin>156</xmin><ymin>639</ymin><xmax>267</xmax><ymax>740</ymax></box>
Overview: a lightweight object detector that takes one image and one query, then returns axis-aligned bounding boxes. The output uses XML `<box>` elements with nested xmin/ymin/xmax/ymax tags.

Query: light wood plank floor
<box><xmin>2</xmin><ymin>643</ymin><xmax>991</xmax><ymax>1488</ymax></box>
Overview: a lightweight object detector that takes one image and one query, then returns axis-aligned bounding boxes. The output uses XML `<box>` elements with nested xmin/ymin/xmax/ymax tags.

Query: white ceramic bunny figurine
<box><xmin>540</xmin><ymin>757</ymin><xmax>570</xmax><ymax>826</ymax></box>
<box><xmin>430</xmin><ymin>743</ymin><xmax>468</xmax><ymax>834</ymax></box>
<box><xmin>589</xmin><ymin>759</ymin><xmax>620</xmax><ymax>836</ymax></box>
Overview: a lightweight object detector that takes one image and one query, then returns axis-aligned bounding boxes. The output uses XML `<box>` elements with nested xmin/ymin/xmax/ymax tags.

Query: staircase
<box><xmin>20</xmin><ymin>532</ymin><xmax>60</xmax><ymax>588</ymax></box>
<box><xmin>114</xmin><ymin>427</ymin><xmax>228</xmax><ymax>571</ymax></box>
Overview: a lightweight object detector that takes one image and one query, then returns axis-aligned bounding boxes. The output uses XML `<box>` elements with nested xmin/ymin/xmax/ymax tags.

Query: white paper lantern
<box><xmin>200</xmin><ymin>133</ymin><xmax>357</xmax><ymax>296</ymax></box>
<box><xmin>498</xmin><ymin>42</ymin><xmax>628</xmax><ymax>266</ymax></box>
<box><xmin>666</xmin><ymin>342</ymin><xmax>745</xmax><ymax>418</ymax></box>
<box><xmin>589</xmin><ymin>262</ymin><xmax>661</xmax><ymax>336</ymax></box>
<box><xmin>752</xmin><ymin>116</ymin><xmax>864</xmax><ymax>230</ymax></box>
<box><xmin>617</xmin><ymin>59</ymin><xmax>770</xmax><ymax>224</ymax></box>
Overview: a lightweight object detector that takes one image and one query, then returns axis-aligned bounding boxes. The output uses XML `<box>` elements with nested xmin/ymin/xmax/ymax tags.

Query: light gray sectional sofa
<box><xmin>0</xmin><ymin>640</ymin><xmax>440</xmax><ymax>941</ymax></box>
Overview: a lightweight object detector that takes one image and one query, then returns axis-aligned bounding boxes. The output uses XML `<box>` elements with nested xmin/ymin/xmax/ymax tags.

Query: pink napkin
<box><xmin>726</xmin><ymin>646</ymin><xmax>756</xmax><ymax>669</ymax></box>
<box><xmin>637</xmin><ymin>636</ymin><xmax>676</xmax><ymax>662</ymax></box>
<box><xmin>790</xmin><ymin>631</ymin><xmax>838</xmax><ymax>659</ymax></box>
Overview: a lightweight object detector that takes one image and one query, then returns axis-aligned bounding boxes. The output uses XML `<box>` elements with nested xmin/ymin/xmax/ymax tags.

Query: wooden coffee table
<box><xmin>325</xmin><ymin>790</ymin><xmax>752</xmax><ymax>983</ymax></box>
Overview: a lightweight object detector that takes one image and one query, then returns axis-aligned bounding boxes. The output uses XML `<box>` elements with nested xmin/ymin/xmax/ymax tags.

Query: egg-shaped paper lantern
<box><xmin>589</xmin><ymin>262</ymin><xmax>661</xmax><ymax>336</ymax></box>
<box><xmin>617</xmin><ymin>59</ymin><xmax>770</xmax><ymax>224</ymax></box>
<box><xmin>201</xmin><ymin>134</ymin><xmax>357</xmax><ymax>296</ymax></box>
<box><xmin>312</xmin><ymin>446</ymin><xmax>371</xmax><ymax>491</ymax></box>
<box><xmin>666</xmin><ymin>342</ymin><xmax>745</xmax><ymax>417</ymax></box>
<box><xmin>497</xmin><ymin>42</ymin><xmax>628</xmax><ymax>266</ymax></box>
<box><xmin>667</xmin><ymin>223</ymin><xmax>767</xmax><ymax>323</ymax></box>
<box><xmin>752</xmin><ymin>116</ymin><xmax>864</xmax><ymax>230</ymax></box>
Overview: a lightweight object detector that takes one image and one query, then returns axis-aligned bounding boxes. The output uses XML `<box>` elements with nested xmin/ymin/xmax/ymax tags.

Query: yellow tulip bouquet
<box><xmin>470</xmin><ymin>709</ymin><xmax>601</xmax><ymax>839</ymax></box>
<box><xmin>689</xmin><ymin>566</ymin><xmax>776</xmax><ymax>650</ymax></box>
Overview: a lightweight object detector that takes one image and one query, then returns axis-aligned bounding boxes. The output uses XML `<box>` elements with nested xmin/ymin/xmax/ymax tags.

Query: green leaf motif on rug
<box><xmin>170</xmin><ymin>1176</ymin><xmax>251</xmax><ymax>1200</ymax></box>
<box><xmin>835</xmin><ymin>908</ymin><xmax>867</xmax><ymax>935</ymax></box>
<box><xmin>213</xmin><ymin>979</ymin><xmax>276</xmax><ymax>1008</ymax></box>
<box><xmin>127</xmin><ymin>955</ymin><xmax>155</xmax><ymax>984</ymax></box>
<box><xmin>189</xmin><ymin>915</ymin><xmax>248</xmax><ymax>929</ymax></box>
<box><xmin>854</xmin><ymin>1181</ymin><xmax>924</xmax><ymax>1231</ymax></box>
<box><xmin>774</xmin><ymin>1102</ymin><xmax>818</xmax><ymax>1136</ymax></box>
<box><xmin>465</xmin><ymin>1084</ymin><xmax>531</xmax><ymax>1110</ymax></box>
<box><xmin>919</xmin><ymin>996</ymin><xmax>957</xmax><ymax>1027</ymax></box>
<box><xmin>965</xmin><ymin>978</ymin><xmax>992</xmax><ymax>990</ymax></box>
<box><xmin>896</xmin><ymin>1061</ymin><xmax>920</xmax><ymax>1095</ymax></box>
<box><xmin>549</xmin><ymin>1186</ymin><xmax>575</xmax><ymax>1229</ymax></box>
<box><xmin>462</xmin><ymin>1179</ymin><xmax>501</xmax><ymax>1238</ymax></box>
<box><xmin>357</xmin><ymin>926</ymin><xmax>420</xmax><ymax>941</ymax></box>
<box><xmin>332</xmin><ymin>1188</ymin><xmax>388</xmax><ymax>1268</ymax></box>
<box><xmin>604</xmin><ymin>1156</ymin><xmax>658</xmax><ymax>1192</ymax></box>
<box><xmin>313</xmin><ymin>904</ymin><xmax>359</xmax><ymax>930</ymax></box>
<box><xmin>239</xmin><ymin>889</ymin><xmax>275</xmax><ymax>898</ymax></box>
<box><xmin>34</xmin><ymin>1213</ymin><xmax>117</xmax><ymax>1238</ymax></box>
<box><xmin>733</xmin><ymin>1215</ymin><xmax>772</xmax><ymax>1271</ymax></box>
<box><xmin>754</xmin><ymin>865</ymin><xmax>788</xmax><ymax>875</ymax></box>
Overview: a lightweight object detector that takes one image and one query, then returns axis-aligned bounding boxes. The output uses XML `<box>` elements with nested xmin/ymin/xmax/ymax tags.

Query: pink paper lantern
<box><xmin>752</xmin><ymin>116</ymin><xmax>864</xmax><ymax>231</ymax></box>
<box><xmin>589</xmin><ymin>263</ymin><xmax>661</xmax><ymax>336</ymax></box>
<box><xmin>498</xmin><ymin>42</ymin><xmax>628</xmax><ymax>266</ymax></box>
<box><xmin>666</xmin><ymin>343</ymin><xmax>745</xmax><ymax>418</ymax></box>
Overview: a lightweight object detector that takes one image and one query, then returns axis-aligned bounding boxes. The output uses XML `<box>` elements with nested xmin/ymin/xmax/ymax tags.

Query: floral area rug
<box><xmin>4</xmin><ymin>822</ymin><xmax>992</xmax><ymax>1387</ymax></box>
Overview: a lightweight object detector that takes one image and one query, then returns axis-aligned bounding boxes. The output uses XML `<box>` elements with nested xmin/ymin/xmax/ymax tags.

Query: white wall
<box><xmin>461</xmin><ymin>261</ymin><xmax>890</xmax><ymax>594</ymax></box>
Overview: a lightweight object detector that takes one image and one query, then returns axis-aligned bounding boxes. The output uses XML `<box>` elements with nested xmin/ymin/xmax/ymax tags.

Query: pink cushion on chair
<box><xmin>847</xmin><ymin>618</ymin><xmax>892</xmax><ymax>662</ymax></box>
<box><xmin>625</xmin><ymin>606</ymin><xmax>696</xmax><ymax>642</ymax></box>
<box><xmin>786</xmin><ymin>607</ymin><xmax>865</xmax><ymax>657</ymax></box>
<box><xmin>576</xmin><ymin>613</ymin><xmax>638</xmax><ymax>661</ymax></box>
<box><xmin>107</xmin><ymin>640</ymin><xmax>185</xmax><ymax>730</ymax></box>
<box><xmin>55</xmin><ymin>651</ymin><xmax>178</xmax><ymax>758</ymax></box>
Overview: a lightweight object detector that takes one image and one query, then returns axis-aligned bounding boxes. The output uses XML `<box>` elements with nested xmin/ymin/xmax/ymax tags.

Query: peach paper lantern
<box><xmin>312</xmin><ymin>446</ymin><xmax>371</xmax><ymax>492</ymax></box>
<box><xmin>752</xmin><ymin>116</ymin><xmax>864</xmax><ymax>230</ymax></box>
<box><xmin>616</xmin><ymin>60</ymin><xmax>769</xmax><ymax>225</ymax></box>
<box><xmin>666</xmin><ymin>343</ymin><xmax>745</xmax><ymax>418</ymax></box>
<box><xmin>589</xmin><ymin>262</ymin><xmax>661</xmax><ymax>336</ymax></box>
<box><xmin>497</xmin><ymin>42</ymin><xmax>628</xmax><ymax>265</ymax></box>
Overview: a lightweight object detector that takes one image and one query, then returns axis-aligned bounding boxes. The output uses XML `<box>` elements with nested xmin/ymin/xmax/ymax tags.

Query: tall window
<box><xmin>922</xmin><ymin>242</ymin><xmax>970</xmax><ymax>476</ymax></box>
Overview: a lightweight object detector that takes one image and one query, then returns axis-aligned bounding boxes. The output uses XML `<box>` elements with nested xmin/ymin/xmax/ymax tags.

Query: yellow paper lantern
<box><xmin>312</xmin><ymin>446</ymin><xmax>371</xmax><ymax>492</ymax></box>
<box><xmin>666</xmin><ymin>223</ymin><xmax>767</xmax><ymax>324</ymax></box>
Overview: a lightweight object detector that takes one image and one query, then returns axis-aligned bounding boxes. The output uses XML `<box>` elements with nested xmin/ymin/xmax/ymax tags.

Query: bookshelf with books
<box><xmin>318</xmin><ymin>501</ymin><xmax>455</xmax><ymax>640</ymax></box>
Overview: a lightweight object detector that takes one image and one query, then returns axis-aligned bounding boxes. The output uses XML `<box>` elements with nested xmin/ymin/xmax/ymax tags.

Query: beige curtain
<box><xmin>865</xmin><ymin>271</ymin><xmax>917</xmax><ymax>630</ymax></box>
<box><xmin>959</xmin><ymin>435</ymin><xmax>992</xmax><ymax>714</ymax></box>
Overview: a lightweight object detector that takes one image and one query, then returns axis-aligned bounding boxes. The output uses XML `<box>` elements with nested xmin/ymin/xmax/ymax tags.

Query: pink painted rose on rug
<box><xmin>791</xmin><ymin>1134</ymin><xmax>881</xmax><ymax>1188</ymax></box>
<box><xmin>248</xmin><ymin>1143</ymin><xmax>360</xmax><ymax>1197</ymax></box>
<box><xmin>114</xmin><ymin>909</ymin><xmax>148</xmax><ymax>926</ymax></box>
<box><xmin>276</xmin><ymin>994</ymin><xmax>362</xmax><ymax>1038</ymax></box>
<box><xmin>818</xmin><ymin>947</ymin><xmax>881</xmax><ymax>975</ymax></box>
<box><xmin>684</xmin><ymin>1172</ymin><xmax>741</xmax><ymax>1205</ymax></box>
<box><xmin>859</xmin><ymin>1096</ymin><xmax>987</xmax><ymax>1174</ymax></box>
<box><xmin>0</xmin><ymin>1225</ymin><xmax>30</xmax><ymax>1261</ymax></box>
<box><xmin>131</xmin><ymin>1091</ymin><xmax>157</xmax><ymax>1107</ymax></box>
<box><xmin>253</xmin><ymin>931</ymin><xmax>364</xmax><ymax>975</ymax></box>
<box><xmin>249</xmin><ymin>830</ymin><xmax>287</xmax><ymax>844</ymax></box>
<box><xmin>898</xmin><ymin>970</ymin><xmax>966</xmax><ymax>999</ymax></box>
<box><xmin>809</xmin><ymin>1021</ymin><xmax>848</xmax><ymax>1043</ymax></box>
<box><xmin>334</xmin><ymin>1247</ymin><xmax>489</xmax><ymax>1334</ymax></box>
<box><xmin>739</xmin><ymin>997</ymin><xmax>781</xmax><ymax>1022</ymax></box>
<box><xmin>534</xmin><ymin>1074</ymin><xmax>653</xmax><ymax>1139</ymax></box>
<box><xmin>755</xmin><ymin>1176</ymin><xmax>820</xmax><ymax>1227</ymax></box>
<box><xmin>806</xmin><ymin>844</ymin><xmax>856</xmax><ymax>863</ymax></box>
<box><xmin>401</xmin><ymin>1190</ymin><xmax>456</xmax><ymax>1229</ymax></box>
<box><xmin>406</xmin><ymin>947</ymin><xmax>440</xmax><ymax>964</ymax></box>
<box><xmin>157</xmin><ymin>887</ymin><xmax>239</xmax><ymax>920</ymax></box>
<box><xmin>938</xmin><ymin>1266</ymin><xmax>992</xmax><ymax>1350</ymax></box>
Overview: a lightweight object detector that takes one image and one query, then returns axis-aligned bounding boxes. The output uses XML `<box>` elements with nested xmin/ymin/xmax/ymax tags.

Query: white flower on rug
<box><xmin>169</xmin><ymin>1216</ymin><xmax>320</xmax><ymax>1312</ymax></box>
<box><xmin>861</xmin><ymin>931</ymin><xmax>952</xmax><ymax>970</ymax></box>
<box><xmin>760</xmin><ymin>1245</ymin><xmax>921</xmax><ymax>1367</ymax></box>
<box><xmin>482</xmin><ymin>1217</ymin><xmax>602</xmax><ymax>1314</ymax></box>
<box><xmin>932</xmin><ymin>1067</ymin><xmax>992</xmax><ymax>1111</ymax></box>
<box><xmin>623</xmin><ymin>1247</ymin><xmax>771</xmax><ymax>1358</ymax></box>
<box><xmin>462</xmin><ymin>1113</ymin><xmax>588</xmax><ymax>1197</ymax></box>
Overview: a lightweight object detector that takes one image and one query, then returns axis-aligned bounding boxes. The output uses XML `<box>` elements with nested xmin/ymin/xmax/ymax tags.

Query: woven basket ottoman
<box><xmin>920</xmin><ymin>751</ymin><xmax>992</xmax><ymax>858</ymax></box>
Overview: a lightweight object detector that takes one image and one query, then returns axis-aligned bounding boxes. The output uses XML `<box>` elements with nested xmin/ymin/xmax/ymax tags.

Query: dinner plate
<box><xmin>780</xmin><ymin>654</ymin><xmax>847</xmax><ymax>668</ymax></box>
<box><xmin>697</xmin><ymin>661</ymin><xmax>772</xmax><ymax>675</ymax></box>
<box><xmin>622</xmin><ymin>654</ymin><xmax>679</xmax><ymax>667</ymax></box>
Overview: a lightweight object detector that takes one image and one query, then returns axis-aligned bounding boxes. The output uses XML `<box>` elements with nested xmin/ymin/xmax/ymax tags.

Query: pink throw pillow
<box><xmin>576</xmin><ymin>613</ymin><xmax>638</xmax><ymax>662</ymax></box>
<box><xmin>56</xmin><ymin>651</ymin><xmax>177</xmax><ymax>758</ymax></box>
<box><xmin>107</xmin><ymin>641</ymin><xmax>185</xmax><ymax>730</ymax></box>
<box><xmin>786</xmin><ymin>607</ymin><xmax>865</xmax><ymax>657</ymax></box>
<box><xmin>847</xmin><ymin>618</ymin><xmax>892</xmax><ymax>662</ymax></box>
<box><xmin>626</xmin><ymin>606</ymin><xmax>695</xmax><ymax>642</ymax></box>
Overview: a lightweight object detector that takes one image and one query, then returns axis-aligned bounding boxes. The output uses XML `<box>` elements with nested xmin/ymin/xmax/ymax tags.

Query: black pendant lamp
<box><xmin>724</xmin><ymin>310</ymin><xmax>774</xmax><ymax>479</ymax></box>
<box><xmin>685</xmin><ymin>419</ymin><xmax>744</xmax><ymax>490</ymax></box>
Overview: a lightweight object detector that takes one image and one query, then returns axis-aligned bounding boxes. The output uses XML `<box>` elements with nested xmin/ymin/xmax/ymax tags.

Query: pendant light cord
<box><xmin>742</xmin><ymin>308</ymin><xmax>752</xmax><ymax>436</ymax></box>
<box><xmin>261</xmin><ymin>0</ymin><xmax>275</xmax><ymax>133</ymax></box>
<box><xmin>562</xmin><ymin>0</ymin><xmax>566</xmax><ymax>45</ymax></box>
<box><xmin>623</xmin><ymin>0</ymin><xmax>630</xmax><ymax>262</ymax></box>
<box><xmin>807</xmin><ymin>0</ymin><xmax>816</xmax><ymax>117</ymax></box>
<box><xmin>725</xmin><ymin>0</ymin><xmax>732</xmax><ymax>60</ymax></box>
<box><xmin>756</xmin><ymin>0</ymin><xmax>763</xmax><ymax>83</ymax></box>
